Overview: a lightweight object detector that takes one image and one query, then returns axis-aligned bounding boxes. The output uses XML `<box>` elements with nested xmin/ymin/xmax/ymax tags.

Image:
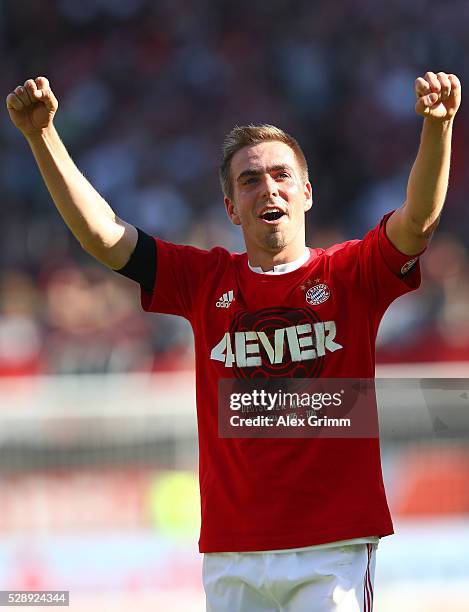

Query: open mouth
<box><xmin>259</xmin><ymin>209</ymin><xmax>286</xmax><ymax>222</ymax></box>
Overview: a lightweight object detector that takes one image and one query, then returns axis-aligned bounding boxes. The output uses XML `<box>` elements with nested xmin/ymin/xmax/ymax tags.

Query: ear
<box><xmin>224</xmin><ymin>196</ymin><xmax>241</xmax><ymax>226</ymax></box>
<box><xmin>304</xmin><ymin>182</ymin><xmax>313</xmax><ymax>212</ymax></box>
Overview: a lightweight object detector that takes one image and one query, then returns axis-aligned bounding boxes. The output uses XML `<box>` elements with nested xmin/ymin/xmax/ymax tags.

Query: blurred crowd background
<box><xmin>1</xmin><ymin>0</ymin><xmax>468</xmax><ymax>375</ymax></box>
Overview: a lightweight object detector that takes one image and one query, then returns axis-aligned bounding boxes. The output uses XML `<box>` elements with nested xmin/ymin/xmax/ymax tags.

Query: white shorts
<box><xmin>203</xmin><ymin>541</ymin><xmax>377</xmax><ymax>612</ymax></box>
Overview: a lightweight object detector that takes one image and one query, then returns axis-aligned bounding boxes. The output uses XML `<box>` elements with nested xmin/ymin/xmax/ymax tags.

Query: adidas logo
<box><xmin>216</xmin><ymin>290</ymin><xmax>235</xmax><ymax>309</ymax></box>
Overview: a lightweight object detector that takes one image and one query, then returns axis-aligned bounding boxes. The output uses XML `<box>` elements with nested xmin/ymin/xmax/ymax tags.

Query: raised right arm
<box><xmin>6</xmin><ymin>76</ymin><xmax>137</xmax><ymax>270</ymax></box>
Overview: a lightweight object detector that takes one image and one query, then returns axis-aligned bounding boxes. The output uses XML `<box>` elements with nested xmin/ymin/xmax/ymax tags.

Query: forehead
<box><xmin>231</xmin><ymin>141</ymin><xmax>299</xmax><ymax>177</ymax></box>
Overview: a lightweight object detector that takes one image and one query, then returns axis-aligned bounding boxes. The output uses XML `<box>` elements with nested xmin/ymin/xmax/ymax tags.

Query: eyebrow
<box><xmin>236</xmin><ymin>164</ymin><xmax>295</xmax><ymax>182</ymax></box>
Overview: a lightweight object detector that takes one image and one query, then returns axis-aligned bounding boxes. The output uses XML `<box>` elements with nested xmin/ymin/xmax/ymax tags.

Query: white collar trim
<box><xmin>248</xmin><ymin>249</ymin><xmax>310</xmax><ymax>275</ymax></box>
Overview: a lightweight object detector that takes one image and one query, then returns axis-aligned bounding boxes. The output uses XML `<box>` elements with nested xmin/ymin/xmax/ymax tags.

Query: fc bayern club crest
<box><xmin>306</xmin><ymin>282</ymin><xmax>330</xmax><ymax>306</ymax></box>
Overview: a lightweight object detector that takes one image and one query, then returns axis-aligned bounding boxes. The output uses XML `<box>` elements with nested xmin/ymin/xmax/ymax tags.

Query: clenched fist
<box><xmin>415</xmin><ymin>71</ymin><xmax>461</xmax><ymax>122</ymax></box>
<box><xmin>6</xmin><ymin>76</ymin><xmax>58</xmax><ymax>138</ymax></box>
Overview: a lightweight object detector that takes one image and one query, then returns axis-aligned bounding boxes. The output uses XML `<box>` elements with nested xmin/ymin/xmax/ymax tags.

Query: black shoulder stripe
<box><xmin>115</xmin><ymin>228</ymin><xmax>157</xmax><ymax>293</ymax></box>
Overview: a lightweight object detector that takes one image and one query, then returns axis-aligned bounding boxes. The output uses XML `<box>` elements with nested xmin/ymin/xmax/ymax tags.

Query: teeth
<box><xmin>261</xmin><ymin>208</ymin><xmax>282</xmax><ymax>217</ymax></box>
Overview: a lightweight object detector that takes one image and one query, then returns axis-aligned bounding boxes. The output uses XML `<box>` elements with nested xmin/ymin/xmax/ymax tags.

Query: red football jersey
<box><xmin>141</xmin><ymin>213</ymin><xmax>422</xmax><ymax>552</ymax></box>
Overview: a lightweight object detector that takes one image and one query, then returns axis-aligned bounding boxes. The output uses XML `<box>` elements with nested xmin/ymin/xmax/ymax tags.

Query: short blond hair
<box><xmin>220</xmin><ymin>124</ymin><xmax>309</xmax><ymax>199</ymax></box>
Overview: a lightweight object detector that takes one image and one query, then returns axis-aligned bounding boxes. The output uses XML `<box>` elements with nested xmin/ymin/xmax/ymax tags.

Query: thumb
<box><xmin>415</xmin><ymin>92</ymin><xmax>439</xmax><ymax>115</ymax></box>
<box><xmin>34</xmin><ymin>88</ymin><xmax>57</xmax><ymax>112</ymax></box>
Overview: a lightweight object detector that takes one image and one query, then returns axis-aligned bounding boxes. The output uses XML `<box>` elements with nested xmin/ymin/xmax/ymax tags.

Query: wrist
<box><xmin>423</xmin><ymin>116</ymin><xmax>455</xmax><ymax>131</ymax></box>
<box><xmin>25</xmin><ymin>124</ymin><xmax>55</xmax><ymax>146</ymax></box>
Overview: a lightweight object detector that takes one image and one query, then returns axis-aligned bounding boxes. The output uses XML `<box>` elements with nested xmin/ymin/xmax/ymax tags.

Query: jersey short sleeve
<box><xmin>140</xmin><ymin>237</ymin><xmax>225</xmax><ymax>320</ymax></box>
<box><xmin>327</xmin><ymin>211</ymin><xmax>424</xmax><ymax>315</ymax></box>
<box><xmin>369</xmin><ymin>211</ymin><xmax>424</xmax><ymax>311</ymax></box>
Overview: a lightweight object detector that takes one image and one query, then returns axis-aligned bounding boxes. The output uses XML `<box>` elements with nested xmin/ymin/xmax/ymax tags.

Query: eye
<box><xmin>276</xmin><ymin>172</ymin><xmax>290</xmax><ymax>180</ymax></box>
<box><xmin>244</xmin><ymin>177</ymin><xmax>258</xmax><ymax>185</ymax></box>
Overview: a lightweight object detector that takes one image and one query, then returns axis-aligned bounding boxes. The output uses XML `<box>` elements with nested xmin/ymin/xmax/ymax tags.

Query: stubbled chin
<box><xmin>263</xmin><ymin>231</ymin><xmax>288</xmax><ymax>250</ymax></box>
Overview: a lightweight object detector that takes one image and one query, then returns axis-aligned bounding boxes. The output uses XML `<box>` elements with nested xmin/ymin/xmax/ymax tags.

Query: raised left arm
<box><xmin>386</xmin><ymin>71</ymin><xmax>462</xmax><ymax>255</ymax></box>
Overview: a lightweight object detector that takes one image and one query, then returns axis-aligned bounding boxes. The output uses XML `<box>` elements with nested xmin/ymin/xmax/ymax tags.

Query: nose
<box><xmin>260</xmin><ymin>174</ymin><xmax>278</xmax><ymax>199</ymax></box>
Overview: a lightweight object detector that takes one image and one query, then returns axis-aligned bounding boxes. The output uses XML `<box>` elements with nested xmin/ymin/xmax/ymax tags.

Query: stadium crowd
<box><xmin>1</xmin><ymin>0</ymin><xmax>468</xmax><ymax>375</ymax></box>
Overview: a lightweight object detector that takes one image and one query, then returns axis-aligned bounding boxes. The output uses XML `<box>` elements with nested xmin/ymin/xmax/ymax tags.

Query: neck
<box><xmin>247</xmin><ymin>242</ymin><xmax>307</xmax><ymax>272</ymax></box>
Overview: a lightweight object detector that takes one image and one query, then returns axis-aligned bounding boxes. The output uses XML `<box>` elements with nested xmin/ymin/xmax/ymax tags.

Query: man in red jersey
<box><xmin>7</xmin><ymin>71</ymin><xmax>461</xmax><ymax>611</ymax></box>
